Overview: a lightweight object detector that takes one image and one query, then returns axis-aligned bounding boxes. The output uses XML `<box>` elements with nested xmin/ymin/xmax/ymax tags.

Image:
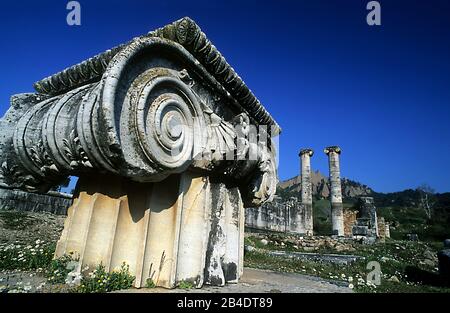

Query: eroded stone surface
<box><xmin>324</xmin><ymin>146</ymin><xmax>344</xmax><ymax>236</ymax></box>
<box><xmin>245</xmin><ymin>197</ymin><xmax>309</xmax><ymax>234</ymax></box>
<box><xmin>299</xmin><ymin>149</ymin><xmax>314</xmax><ymax>235</ymax></box>
<box><xmin>0</xmin><ymin>18</ymin><xmax>279</xmax><ymax>288</ymax></box>
<box><xmin>114</xmin><ymin>268</ymin><xmax>353</xmax><ymax>293</ymax></box>
<box><xmin>0</xmin><ymin>18</ymin><xmax>278</xmax><ymax>208</ymax></box>
<box><xmin>0</xmin><ymin>184</ymin><xmax>72</xmax><ymax>215</ymax></box>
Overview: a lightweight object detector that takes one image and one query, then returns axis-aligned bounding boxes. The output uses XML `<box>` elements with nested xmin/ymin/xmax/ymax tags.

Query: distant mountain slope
<box><xmin>277</xmin><ymin>172</ymin><xmax>449</xmax><ymax>240</ymax></box>
<box><xmin>278</xmin><ymin>170</ymin><xmax>374</xmax><ymax>199</ymax></box>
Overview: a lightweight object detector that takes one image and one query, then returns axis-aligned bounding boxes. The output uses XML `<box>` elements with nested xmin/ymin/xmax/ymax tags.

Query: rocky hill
<box><xmin>277</xmin><ymin>173</ymin><xmax>450</xmax><ymax>241</ymax></box>
<box><xmin>278</xmin><ymin>170</ymin><xmax>374</xmax><ymax>199</ymax></box>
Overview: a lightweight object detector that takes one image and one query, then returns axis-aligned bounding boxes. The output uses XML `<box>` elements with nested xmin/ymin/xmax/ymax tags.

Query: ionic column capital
<box><xmin>324</xmin><ymin>146</ymin><xmax>341</xmax><ymax>155</ymax></box>
<box><xmin>299</xmin><ymin>148</ymin><xmax>314</xmax><ymax>157</ymax></box>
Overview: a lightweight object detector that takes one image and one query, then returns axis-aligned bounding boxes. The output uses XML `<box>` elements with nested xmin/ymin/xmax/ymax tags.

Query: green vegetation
<box><xmin>277</xmin><ymin>184</ymin><xmax>450</xmax><ymax>241</ymax></box>
<box><xmin>1</xmin><ymin>200</ymin><xmax>449</xmax><ymax>294</ymax></box>
<box><xmin>0</xmin><ymin>240</ymin><xmax>55</xmax><ymax>271</ymax></box>
<box><xmin>312</xmin><ymin>199</ymin><xmax>355</xmax><ymax>236</ymax></box>
<box><xmin>312</xmin><ymin>199</ymin><xmax>331</xmax><ymax>236</ymax></box>
<box><xmin>178</xmin><ymin>280</ymin><xmax>195</xmax><ymax>289</ymax></box>
<box><xmin>76</xmin><ymin>263</ymin><xmax>135</xmax><ymax>293</ymax></box>
<box><xmin>145</xmin><ymin>278</ymin><xmax>156</xmax><ymax>288</ymax></box>
<box><xmin>245</xmin><ymin>235</ymin><xmax>450</xmax><ymax>293</ymax></box>
<box><xmin>0</xmin><ymin>211</ymin><xmax>36</xmax><ymax>230</ymax></box>
<box><xmin>374</xmin><ymin>191</ymin><xmax>450</xmax><ymax>241</ymax></box>
<box><xmin>0</xmin><ymin>230</ymin><xmax>134</xmax><ymax>292</ymax></box>
<box><xmin>46</xmin><ymin>254</ymin><xmax>76</xmax><ymax>284</ymax></box>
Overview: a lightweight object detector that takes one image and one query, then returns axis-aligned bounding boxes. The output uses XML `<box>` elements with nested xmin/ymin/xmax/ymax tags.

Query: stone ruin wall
<box><xmin>245</xmin><ymin>200</ymin><xmax>288</xmax><ymax>233</ymax></box>
<box><xmin>248</xmin><ymin>195</ymin><xmax>391</xmax><ymax>240</ymax></box>
<box><xmin>344</xmin><ymin>197</ymin><xmax>390</xmax><ymax>239</ymax></box>
<box><xmin>1</xmin><ymin>183</ymin><xmax>392</xmax><ymax>241</ymax></box>
<box><xmin>0</xmin><ymin>184</ymin><xmax>72</xmax><ymax>215</ymax></box>
<box><xmin>343</xmin><ymin>208</ymin><xmax>358</xmax><ymax>237</ymax></box>
<box><xmin>245</xmin><ymin>197</ymin><xmax>308</xmax><ymax>234</ymax></box>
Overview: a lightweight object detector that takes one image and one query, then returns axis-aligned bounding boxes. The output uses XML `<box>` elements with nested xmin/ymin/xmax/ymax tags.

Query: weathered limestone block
<box><xmin>358</xmin><ymin>197</ymin><xmax>379</xmax><ymax>237</ymax></box>
<box><xmin>55</xmin><ymin>173</ymin><xmax>244</xmax><ymax>288</ymax></box>
<box><xmin>0</xmin><ymin>17</ymin><xmax>279</xmax><ymax>288</ymax></box>
<box><xmin>377</xmin><ymin>216</ymin><xmax>386</xmax><ymax>238</ymax></box>
<box><xmin>245</xmin><ymin>197</ymin><xmax>310</xmax><ymax>235</ymax></box>
<box><xmin>288</xmin><ymin>200</ymin><xmax>309</xmax><ymax>235</ymax></box>
<box><xmin>245</xmin><ymin>197</ymin><xmax>290</xmax><ymax>233</ymax></box>
<box><xmin>352</xmin><ymin>225</ymin><xmax>369</xmax><ymax>236</ymax></box>
<box><xmin>343</xmin><ymin>208</ymin><xmax>358</xmax><ymax>237</ymax></box>
<box><xmin>347</xmin><ymin>197</ymin><xmax>385</xmax><ymax>241</ymax></box>
<box><xmin>385</xmin><ymin>223</ymin><xmax>391</xmax><ymax>238</ymax></box>
<box><xmin>324</xmin><ymin>146</ymin><xmax>344</xmax><ymax>236</ymax></box>
<box><xmin>0</xmin><ymin>183</ymin><xmax>72</xmax><ymax>215</ymax></box>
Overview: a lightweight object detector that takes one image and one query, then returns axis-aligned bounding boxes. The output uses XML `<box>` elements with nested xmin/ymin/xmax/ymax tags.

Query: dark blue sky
<box><xmin>1</xmin><ymin>0</ymin><xmax>449</xmax><ymax>193</ymax></box>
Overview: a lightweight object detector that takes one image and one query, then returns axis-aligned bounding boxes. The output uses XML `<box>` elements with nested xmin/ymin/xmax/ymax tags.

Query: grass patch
<box><xmin>0</xmin><ymin>211</ymin><xmax>36</xmax><ymax>230</ymax></box>
<box><xmin>76</xmin><ymin>263</ymin><xmax>135</xmax><ymax>293</ymax></box>
<box><xmin>145</xmin><ymin>278</ymin><xmax>156</xmax><ymax>288</ymax></box>
<box><xmin>0</xmin><ymin>240</ymin><xmax>55</xmax><ymax>271</ymax></box>
<box><xmin>179</xmin><ymin>280</ymin><xmax>195</xmax><ymax>289</ymax></box>
<box><xmin>244</xmin><ymin>238</ymin><xmax>450</xmax><ymax>293</ymax></box>
<box><xmin>46</xmin><ymin>254</ymin><xmax>76</xmax><ymax>284</ymax></box>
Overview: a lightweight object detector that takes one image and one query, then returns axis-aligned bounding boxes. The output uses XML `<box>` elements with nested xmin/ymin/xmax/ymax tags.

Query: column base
<box><xmin>55</xmin><ymin>172</ymin><xmax>244</xmax><ymax>288</ymax></box>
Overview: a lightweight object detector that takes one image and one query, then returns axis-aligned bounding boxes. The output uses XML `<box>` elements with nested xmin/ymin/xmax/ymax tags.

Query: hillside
<box><xmin>278</xmin><ymin>170</ymin><xmax>373</xmax><ymax>199</ymax></box>
<box><xmin>277</xmin><ymin>174</ymin><xmax>450</xmax><ymax>241</ymax></box>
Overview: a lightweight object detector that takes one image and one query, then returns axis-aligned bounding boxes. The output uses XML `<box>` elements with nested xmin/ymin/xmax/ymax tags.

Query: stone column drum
<box><xmin>0</xmin><ymin>18</ymin><xmax>280</xmax><ymax>288</ymax></box>
<box><xmin>324</xmin><ymin>146</ymin><xmax>344</xmax><ymax>236</ymax></box>
<box><xmin>300</xmin><ymin>148</ymin><xmax>314</xmax><ymax>235</ymax></box>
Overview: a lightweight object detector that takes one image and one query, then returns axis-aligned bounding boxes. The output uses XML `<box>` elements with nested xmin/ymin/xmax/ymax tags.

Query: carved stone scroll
<box><xmin>0</xmin><ymin>18</ymin><xmax>280</xmax><ymax>288</ymax></box>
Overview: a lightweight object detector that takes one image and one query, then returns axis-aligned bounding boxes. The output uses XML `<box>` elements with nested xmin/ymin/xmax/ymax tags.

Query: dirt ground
<box><xmin>114</xmin><ymin>268</ymin><xmax>352</xmax><ymax>293</ymax></box>
<box><xmin>0</xmin><ymin>210</ymin><xmax>352</xmax><ymax>293</ymax></box>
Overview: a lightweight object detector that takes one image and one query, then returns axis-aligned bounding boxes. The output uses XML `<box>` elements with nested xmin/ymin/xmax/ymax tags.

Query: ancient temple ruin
<box><xmin>324</xmin><ymin>146</ymin><xmax>345</xmax><ymax>236</ymax></box>
<box><xmin>246</xmin><ymin>149</ymin><xmax>314</xmax><ymax>235</ymax></box>
<box><xmin>247</xmin><ymin>147</ymin><xmax>342</xmax><ymax>236</ymax></box>
<box><xmin>246</xmin><ymin>196</ymin><xmax>303</xmax><ymax>233</ymax></box>
<box><xmin>247</xmin><ymin>146</ymin><xmax>390</xmax><ymax>240</ymax></box>
<box><xmin>299</xmin><ymin>149</ymin><xmax>314</xmax><ymax>235</ymax></box>
<box><xmin>0</xmin><ymin>17</ymin><xmax>279</xmax><ymax>288</ymax></box>
<box><xmin>343</xmin><ymin>197</ymin><xmax>390</xmax><ymax>241</ymax></box>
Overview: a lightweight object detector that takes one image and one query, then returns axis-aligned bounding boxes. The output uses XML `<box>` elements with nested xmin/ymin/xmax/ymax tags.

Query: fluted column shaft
<box><xmin>300</xmin><ymin>149</ymin><xmax>314</xmax><ymax>235</ymax></box>
<box><xmin>325</xmin><ymin>146</ymin><xmax>344</xmax><ymax>236</ymax></box>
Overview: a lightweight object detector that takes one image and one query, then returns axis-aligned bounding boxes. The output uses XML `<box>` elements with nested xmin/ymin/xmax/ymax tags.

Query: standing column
<box><xmin>300</xmin><ymin>149</ymin><xmax>314</xmax><ymax>236</ymax></box>
<box><xmin>324</xmin><ymin>146</ymin><xmax>344</xmax><ymax>236</ymax></box>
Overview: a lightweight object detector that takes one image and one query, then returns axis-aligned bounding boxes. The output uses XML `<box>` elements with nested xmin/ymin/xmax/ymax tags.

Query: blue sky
<box><xmin>1</xmin><ymin>0</ymin><xmax>449</xmax><ymax>193</ymax></box>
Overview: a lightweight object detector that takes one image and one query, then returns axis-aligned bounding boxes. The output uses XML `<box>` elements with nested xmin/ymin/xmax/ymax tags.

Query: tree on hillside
<box><xmin>416</xmin><ymin>184</ymin><xmax>436</xmax><ymax>220</ymax></box>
